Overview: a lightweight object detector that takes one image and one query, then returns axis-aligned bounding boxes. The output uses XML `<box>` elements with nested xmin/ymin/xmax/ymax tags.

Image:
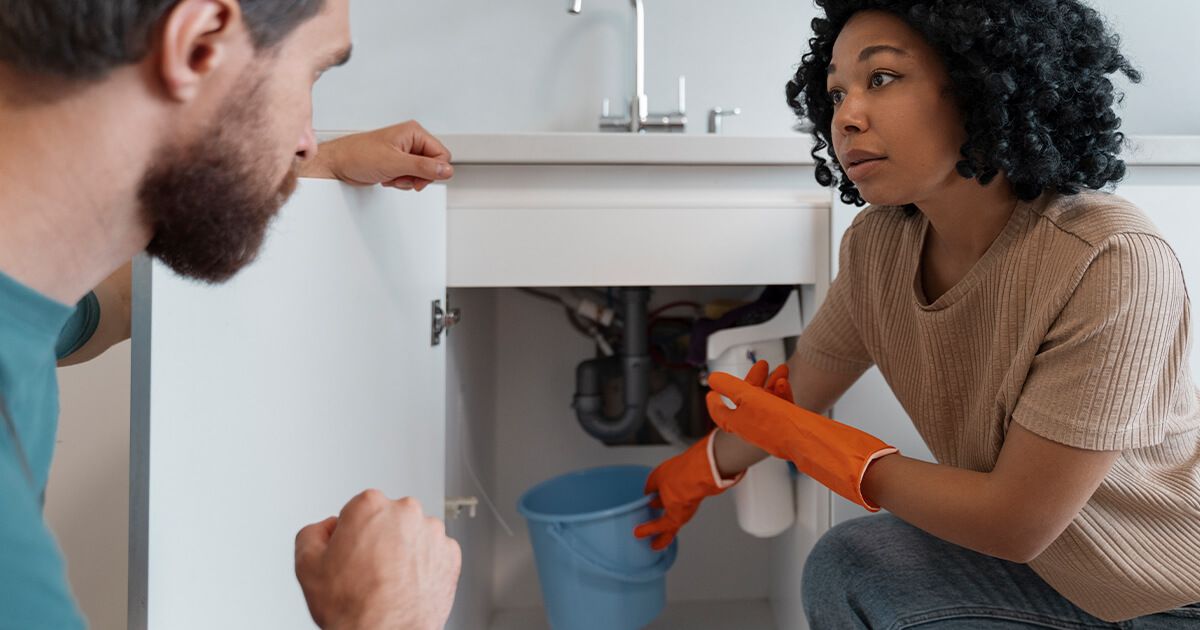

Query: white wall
<box><xmin>313</xmin><ymin>0</ymin><xmax>818</xmax><ymax>135</ymax></box>
<box><xmin>49</xmin><ymin>344</ymin><xmax>131</xmax><ymax>630</ymax></box>
<box><xmin>313</xmin><ymin>0</ymin><xmax>1200</xmax><ymax>136</ymax></box>
<box><xmin>1089</xmin><ymin>0</ymin><xmax>1200</xmax><ymax>135</ymax></box>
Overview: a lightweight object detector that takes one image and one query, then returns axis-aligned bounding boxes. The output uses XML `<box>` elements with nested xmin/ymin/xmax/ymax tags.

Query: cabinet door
<box><xmin>129</xmin><ymin>180</ymin><xmax>447</xmax><ymax>630</ymax></box>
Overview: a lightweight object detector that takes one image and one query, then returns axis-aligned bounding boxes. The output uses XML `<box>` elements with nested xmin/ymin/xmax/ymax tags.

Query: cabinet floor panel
<box><xmin>489</xmin><ymin>598</ymin><xmax>777</xmax><ymax>630</ymax></box>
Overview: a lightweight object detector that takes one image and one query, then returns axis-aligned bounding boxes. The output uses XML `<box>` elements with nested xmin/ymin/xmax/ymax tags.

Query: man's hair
<box><xmin>787</xmin><ymin>0</ymin><xmax>1142</xmax><ymax>205</ymax></box>
<box><xmin>0</xmin><ymin>0</ymin><xmax>326</xmax><ymax>81</ymax></box>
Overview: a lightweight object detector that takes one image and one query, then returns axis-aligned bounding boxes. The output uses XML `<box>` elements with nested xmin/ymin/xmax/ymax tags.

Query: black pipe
<box><xmin>572</xmin><ymin>288</ymin><xmax>651</xmax><ymax>444</ymax></box>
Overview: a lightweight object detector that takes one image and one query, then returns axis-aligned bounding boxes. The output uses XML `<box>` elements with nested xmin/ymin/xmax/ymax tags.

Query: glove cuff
<box><xmin>856</xmin><ymin>447</ymin><xmax>899</xmax><ymax>511</ymax></box>
<box><xmin>778</xmin><ymin>408</ymin><xmax>899</xmax><ymax>513</ymax></box>
<box><xmin>706</xmin><ymin>430</ymin><xmax>744</xmax><ymax>490</ymax></box>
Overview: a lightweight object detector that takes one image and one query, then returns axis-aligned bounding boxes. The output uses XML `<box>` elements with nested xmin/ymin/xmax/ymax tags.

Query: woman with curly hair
<box><xmin>636</xmin><ymin>0</ymin><xmax>1200</xmax><ymax>626</ymax></box>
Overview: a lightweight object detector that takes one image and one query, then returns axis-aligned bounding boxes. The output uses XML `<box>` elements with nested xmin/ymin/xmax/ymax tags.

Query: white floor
<box><xmin>490</xmin><ymin>599</ymin><xmax>777</xmax><ymax>630</ymax></box>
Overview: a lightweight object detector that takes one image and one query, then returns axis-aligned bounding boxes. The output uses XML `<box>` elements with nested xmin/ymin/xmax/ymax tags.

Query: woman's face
<box><xmin>826</xmin><ymin>10</ymin><xmax>967</xmax><ymax>206</ymax></box>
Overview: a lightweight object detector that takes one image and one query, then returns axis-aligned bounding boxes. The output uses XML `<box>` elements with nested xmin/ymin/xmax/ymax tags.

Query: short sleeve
<box><xmin>55</xmin><ymin>291</ymin><xmax>100</xmax><ymax>361</ymax></box>
<box><xmin>794</xmin><ymin>226</ymin><xmax>874</xmax><ymax>375</ymax></box>
<box><xmin>1013</xmin><ymin>233</ymin><xmax>1189</xmax><ymax>450</ymax></box>
<box><xmin>0</xmin><ymin>445</ymin><xmax>87</xmax><ymax>629</ymax></box>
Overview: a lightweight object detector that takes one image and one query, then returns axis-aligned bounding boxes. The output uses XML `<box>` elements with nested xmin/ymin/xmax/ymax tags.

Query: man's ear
<box><xmin>157</xmin><ymin>0</ymin><xmax>248</xmax><ymax>102</ymax></box>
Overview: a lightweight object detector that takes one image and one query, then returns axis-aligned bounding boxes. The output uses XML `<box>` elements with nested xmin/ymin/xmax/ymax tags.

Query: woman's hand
<box><xmin>634</xmin><ymin>361</ymin><xmax>793</xmax><ymax>550</ymax></box>
<box><xmin>706</xmin><ymin>371</ymin><xmax>897</xmax><ymax>511</ymax></box>
<box><xmin>633</xmin><ymin>432</ymin><xmax>730</xmax><ymax>551</ymax></box>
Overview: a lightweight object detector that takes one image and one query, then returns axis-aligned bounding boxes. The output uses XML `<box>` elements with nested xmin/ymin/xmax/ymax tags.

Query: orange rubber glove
<box><xmin>633</xmin><ymin>430</ymin><xmax>730</xmax><ymax>551</ymax></box>
<box><xmin>706</xmin><ymin>371</ymin><xmax>898</xmax><ymax>511</ymax></box>
<box><xmin>633</xmin><ymin>361</ymin><xmax>790</xmax><ymax>551</ymax></box>
<box><xmin>755</xmin><ymin>361</ymin><xmax>794</xmax><ymax>404</ymax></box>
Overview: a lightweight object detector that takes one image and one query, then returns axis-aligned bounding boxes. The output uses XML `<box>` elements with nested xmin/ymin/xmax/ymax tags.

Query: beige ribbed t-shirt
<box><xmin>795</xmin><ymin>191</ymin><xmax>1200</xmax><ymax>621</ymax></box>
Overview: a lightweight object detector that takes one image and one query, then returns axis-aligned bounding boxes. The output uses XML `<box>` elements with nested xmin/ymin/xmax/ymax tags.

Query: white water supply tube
<box><xmin>705</xmin><ymin>290</ymin><xmax>803</xmax><ymax>538</ymax></box>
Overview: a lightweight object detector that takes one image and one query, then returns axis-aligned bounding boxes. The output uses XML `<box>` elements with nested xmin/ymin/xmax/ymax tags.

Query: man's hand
<box><xmin>300</xmin><ymin>121</ymin><xmax>454</xmax><ymax>191</ymax></box>
<box><xmin>60</xmin><ymin>122</ymin><xmax>454</xmax><ymax>366</ymax></box>
<box><xmin>295</xmin><ymin>490</ymin><xmax>462</xmax><ymax>630</ymax></box>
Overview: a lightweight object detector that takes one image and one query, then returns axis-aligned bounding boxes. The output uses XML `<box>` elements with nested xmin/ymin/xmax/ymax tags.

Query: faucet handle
<box><xmin>676</xmin><ymin>76</ymin><xmax>687</xmax><ymax>115</ymax></box>
<box><xmin>707</xmin><ymin>107</ymin><xmax>742</xmax><ymax>134</ymax></box>
<box><xmin>599</xmin><ymin>97</ymin><xmax>633</xmax><ymax>131</ymax></box>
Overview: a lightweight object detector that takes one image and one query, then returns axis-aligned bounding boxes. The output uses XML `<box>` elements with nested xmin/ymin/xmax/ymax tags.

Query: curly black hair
<box><xmin>787</xmin><ymin>0</ymin><xmax>1142</xmax><ymax>205</ymax></box>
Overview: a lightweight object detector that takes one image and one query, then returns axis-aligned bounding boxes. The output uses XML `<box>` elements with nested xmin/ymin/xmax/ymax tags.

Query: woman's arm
<box><xmin>862</xmin><ymin>422</ymin><xmax>1119</xmax><ymax>563</ymax></box>
<box><xmin>708</xmin><ymin>357</ymin><xmax>1119</xmax><ymax>563</ymax></box>
<box><xmin>712</xmin><ymin>351</ymin><xmax>863</xmax><ymax>477</ymax></box>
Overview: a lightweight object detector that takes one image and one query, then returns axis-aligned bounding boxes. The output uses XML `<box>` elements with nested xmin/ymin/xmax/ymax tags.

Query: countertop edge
<box><xmin>317</xmin><ymin>131</ymin><xmax>1200</xmax><ymax>166</ymax></box>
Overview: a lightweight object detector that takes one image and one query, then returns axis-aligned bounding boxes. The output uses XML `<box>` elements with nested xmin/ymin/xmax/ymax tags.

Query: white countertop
<box><xmin>439</xmin><ymin>133</ymin><xmax>817</xmax><ymax>165</ymax></box>
<box><xmin>318</xmin><ymin>131</ymin><xmax>1200</xmax><ymax>166</ymax></box>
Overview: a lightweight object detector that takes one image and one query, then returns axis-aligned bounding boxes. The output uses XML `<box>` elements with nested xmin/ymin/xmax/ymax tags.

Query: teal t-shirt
<box><xmin>0</xmin><ymin>270</ymin><xmax>88</xmax><ymax>629</ymax></box>
<box><xmin>55</xmin><ymin>291</ymin><xmax>100</xmax><ymax>361</ymax></box>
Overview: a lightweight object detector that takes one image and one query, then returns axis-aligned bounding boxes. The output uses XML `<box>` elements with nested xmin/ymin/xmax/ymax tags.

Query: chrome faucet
<box><xmin>568</xmin><ymin>0</ymin><xmax>687</xmax><ymax>133</ymax></box>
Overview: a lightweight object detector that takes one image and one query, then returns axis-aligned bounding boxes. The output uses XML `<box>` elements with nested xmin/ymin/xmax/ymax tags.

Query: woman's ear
<box><xmin>155</xmin><ymin>0</ymin><xmax>248</xmax><ymax>102</ymax></box>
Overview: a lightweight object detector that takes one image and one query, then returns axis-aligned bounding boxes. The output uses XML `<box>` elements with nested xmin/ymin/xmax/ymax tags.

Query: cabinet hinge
<box><xmin>431</xmin><ymin>299</ymin><xmax>461</xmax><ymax>346</ymax></box>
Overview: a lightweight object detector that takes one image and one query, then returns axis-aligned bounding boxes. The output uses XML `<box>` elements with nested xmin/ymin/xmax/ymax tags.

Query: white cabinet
<box><xmin>130</xmin><ymin>146</ymin><xmax>833</xmax><ymax>629</ymax></box>
<box><xmin>442</xmin><ymin>156</ymin><xmax>833</xmax><ymax>630</ymax></box>
<box><xmin>446</xmin><ymin>165</ymin><xmax>829</xmax><ymax>287</ymax></box>
<box><xmin>129</xmin><ymin>180</ymin><xmax>448</xmax><ymax>629</ymax></box>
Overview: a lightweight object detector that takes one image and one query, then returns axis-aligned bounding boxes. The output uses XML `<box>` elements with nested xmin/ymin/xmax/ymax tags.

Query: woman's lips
<box><xmin>845</xmin><ymin>157</ymin><xmax>886</xmax><ymax>180</ymax></box>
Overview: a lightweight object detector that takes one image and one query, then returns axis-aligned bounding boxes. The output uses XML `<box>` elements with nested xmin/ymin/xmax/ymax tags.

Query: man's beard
<box><xmin>139</xmin><ymin>83</ymin><xmax>299</xmax><ymax>284</ymax></box>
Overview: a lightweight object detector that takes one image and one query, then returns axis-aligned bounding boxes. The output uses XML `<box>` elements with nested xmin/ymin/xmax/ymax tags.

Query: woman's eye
<box><xmin>828</xmin><ymin>90</ymin><xmax>845</xmax><ymax>105</ymax></box>
<box><xmin>870</xmin><ymin>72</ymin><xmax>897</xmax><ymax>88</ymax></box>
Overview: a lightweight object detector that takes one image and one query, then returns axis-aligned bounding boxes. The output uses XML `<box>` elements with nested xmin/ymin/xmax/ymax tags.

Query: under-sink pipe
<box><xmin>572</xmin><ymin>287</ymin><xmax>651</xmax><ymax>443</ymax></box>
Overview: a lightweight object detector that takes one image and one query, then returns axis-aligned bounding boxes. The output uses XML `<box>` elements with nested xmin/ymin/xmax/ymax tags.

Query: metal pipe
<box><xmin>572</xmin><ymin>288</ymin><xmax>651</xmax><ymax>444</ymax></box>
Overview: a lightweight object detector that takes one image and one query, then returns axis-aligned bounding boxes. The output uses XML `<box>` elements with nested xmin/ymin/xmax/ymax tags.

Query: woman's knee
<box><xmin>802</xmin><ymin>515</ymin><xmax>925</xmax><ymax>615</ymax></box>
<box><xmin>803</xmin><ymin>516</ymin><xmax>880</xmax><ymax>610</ymax></box>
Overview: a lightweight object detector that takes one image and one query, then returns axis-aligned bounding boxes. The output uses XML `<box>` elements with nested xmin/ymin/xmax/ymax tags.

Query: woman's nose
<box><xmin>833</xmin><ymin>92</ymin><xmax>868</xmax><ymax>136</ymax></box>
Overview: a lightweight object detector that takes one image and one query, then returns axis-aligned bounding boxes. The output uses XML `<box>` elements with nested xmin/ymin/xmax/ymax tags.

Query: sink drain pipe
<box><xmin>572</xmin><ymin>288</ymin><xmax>651</xmax><ymax>444</ymax></box>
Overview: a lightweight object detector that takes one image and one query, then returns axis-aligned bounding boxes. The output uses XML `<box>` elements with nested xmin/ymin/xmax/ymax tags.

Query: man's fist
<box><xmin>295</xmin><ymin>490</ymin><xmax>462</xmax><ymax>630</ymax></box>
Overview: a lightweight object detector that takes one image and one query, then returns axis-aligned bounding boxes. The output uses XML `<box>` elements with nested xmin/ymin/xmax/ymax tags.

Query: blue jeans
<box><xmin>803</xmin><ymin>514</ymin><xmax>1200</xmax><ymax>629</ymax></box>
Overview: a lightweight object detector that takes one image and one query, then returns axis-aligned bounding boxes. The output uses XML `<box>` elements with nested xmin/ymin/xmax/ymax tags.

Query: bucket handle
<box><xmin>547</xmin><ymin>522</ymin><xmax>677</xmax><ymax>584</ymax></box>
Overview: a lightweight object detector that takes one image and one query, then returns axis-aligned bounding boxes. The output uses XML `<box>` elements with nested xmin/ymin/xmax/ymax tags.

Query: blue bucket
<box><xmin>517</xmin><ymin>465</ymin><xmax>678</xmax><ymax>630</ymax></box>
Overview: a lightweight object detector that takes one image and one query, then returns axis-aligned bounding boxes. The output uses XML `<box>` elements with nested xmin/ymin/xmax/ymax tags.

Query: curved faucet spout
<box><xmin>632</xmin><ymin>0</ymin><xmax>645</xmax><ymax>104</ymax></box>
<box><xmin>566</xmin><ymin>0</ymin><xmax>681</xmax><ymax>132</ymax></box>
